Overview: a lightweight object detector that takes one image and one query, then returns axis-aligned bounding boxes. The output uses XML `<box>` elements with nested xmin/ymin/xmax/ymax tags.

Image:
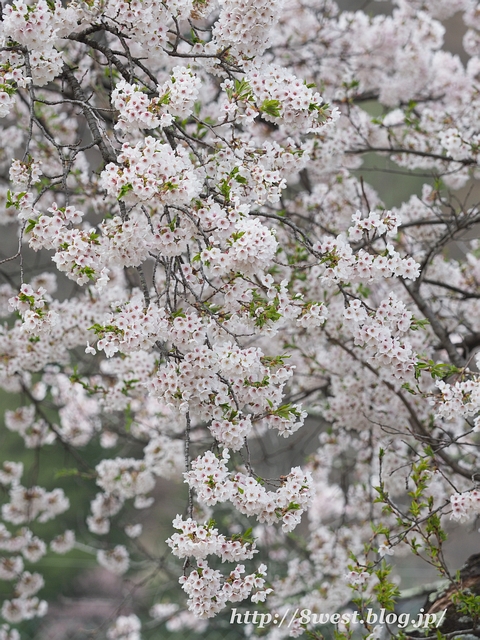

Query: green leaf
<box><xmin>78</xmin><ymin>266</ymin><xmax>96</xmax><ymax>280</ymax></box>
<box><xmin>229</xmin><ymin>231</ymin><xmax>245</xmax><ymax>243</ymax></box>
<box><xmin>117</xmin><ymin>183</ymin><xmax>133</xmax><ymax>200</ymax></box>
<box><xmin>54</xmin><ymin>468</ymin><xmax>80</xmax><ymax>479</ymax></box>
<box><xmin>6</xmin><ymin>190</ymin><xmax>26</xmax><ymax>209</ymax></box>
<box><xmin>260</xmin><ymin>99</ymin><xmax>281</xmax><ymax>118</ymax></box>
<box><xmin>226</xmin><ymin>78</ymin><xmax>253</xmax><ymax>102</ymax></box>
<box><xmin>25</xmin><ymin>218</ymin><xmax>38</xmax><ymax>233</ymax></box>
<box><xmin>410</xmin><ymin>317</ymin><xmax>430</xmax><ymax>331</ymax></box>
<box><xmin>219</xmin><ymin>178</ymin><xmax>231</xmax><ymax>202</ymax></box>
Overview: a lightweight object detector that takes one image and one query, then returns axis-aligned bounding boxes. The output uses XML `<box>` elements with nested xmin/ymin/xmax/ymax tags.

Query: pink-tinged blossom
<box><xmin>50</xmin><ymin>530</ymin><xmax>75</xmax><ymax>555</ymax></box>
<box><xmin>0</xmin><ymin>625</ymin><xmax>20</xmax><ymax>640</ymax></box>
<box><xmin>179</xmin><ymin>559</ymin><xmax>272</xmax><ymax>618</ymax></box>
<box><xmin>1</xmin><ymin>597</ymin><xmax>47</xmax><ymax>624</ymax></box>
<box><xmin>97</xmin><ymin>546</ymin><xmax>130</xmax><ymax>575</ymax></box>
<box><xmin>14</xmin><ymin>572</ymin><xmax>44</xmax><ymax>597</ymax></box>
<box><xmin>101</xmin><ymin>137</ymin><xmax>201</xmax><ymax>206</ymax></box>
<box><xmin>107</xmin><ymin>614</ymin><xmax>141</xmax><ymax>640</ymax></box>
<box><xmin>112</xmin><ymin>67</ymin><xmax>200</xmax><ymax>132</ymax></box>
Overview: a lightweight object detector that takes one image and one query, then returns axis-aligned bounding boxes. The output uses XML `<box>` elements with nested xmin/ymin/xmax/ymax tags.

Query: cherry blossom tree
<box><xmin>0</xmin><ymin>0</ymin><xmax>480</xmax><ymax>638</ymax></box>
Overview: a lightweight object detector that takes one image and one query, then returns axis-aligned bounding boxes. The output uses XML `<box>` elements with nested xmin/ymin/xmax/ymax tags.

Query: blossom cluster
<box><xmin>100</xmin><ymin>137</ymin><xmax>201</xmax><ymax>206</ymax></box>
<box><xmin>2</xmin><ymin>485</ymin><xmax>69</xmax><ymax>525</ymax></box>
<box><xmin>433</xmin><ymin>359</ymin><xmax>480</xmax><ymax>426</ymax></box>
<box><xmin>9</xmin><ymin>159</ymin><xmax>42</xmax><ymax>188</ymax></box>
<box><xmin>8</xmin><ymin>284</ymin><xmax>58</xmax><ymax>334</ymax></box>
<box><xmin>97</xmin><ymin>546</ymin><xmax>130</xmax><ymax>576</ymax></box>
<box><xmin>25</xmin><ymin>203</ymin><xmax>108</xmax><ymax>286</ymax></box>
<box><xmin>314</xmin><ymin>234</ymin><xmax>420</xmax><ymax>284</ymax></box>
<box><xmin>200</xmin><ymin>217</ymin><xmax>278</xmax><ymax>276</ymax></box>
<box><xmin>1</xmin><ymin>0</ymin><xmax>78</xmax><ymax>87</ymax></box>
<box><xmin>343</xmin><ymin>294</ymin><xmax>417</xmax><ymax>379</ymax></box>
<box><xmin>212</xmin><ymin>0</ymin><xmax>283</xmax><ymax>59</ymax></box>
<box><xmin>179</xmin><ymin>560</ymin><xmax>272</xmax><ymax>618</ymax></box>
<box><xmin>0</xmin><ymin>520</ymin><xmax>74</xmax><ymax>626</ymax></box>
<box><xmin>450</xmin><ymin>490</ymin><xmax>480</xmax><ymax>522</ymax></box>
<box><xmin>96</xmin><ymin>458</ymin><xmax>156</xmax><ymax>500</ymax></box>
<box><xmin>149</xmin><ymin>340</ymin><xmax>306</xmax><ymax>443</ymax></box>
<box><xmin>219</xmin><ymin>67</ymin><xmax>339</xmax><ymax>133</ymax></box>
<box><xmin>248</xmin><ymin>65</ymin><xmax>340</xmax><ymax>132</ymax></box>
<box><xmin>184</xmin><ymin>450</ymin><xmax>314</xmax><ymax>532</ymax></box>
<box><xmin>167</xmin><ymin>516</ymin><xmax>257</xmax><ymax>562</ymax></box>
<box><xmin>348</xmin><ymin>210</ymin><xmax>401</xmax><ymax>242</ymax></box>
<box><xmin>5</xmin><ymin>406</ymin><xmax>55</xmax><ymax>449</ymax></box>
<box><xmin>107</xmin><ymin>615</ymin><xmax>141</xmax><ymax>640</ymax></box>
<box><xmin>112</xmin><ymin>67</ymin><xmax>201</xmax><ymax>131</ymax></box>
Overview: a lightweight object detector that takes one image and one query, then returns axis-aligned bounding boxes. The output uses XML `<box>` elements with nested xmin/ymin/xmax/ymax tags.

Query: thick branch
<box><xmin>402</xmin><ymin>281</ymin><xmax>464</xmax><ymax>368</ymax></box>
<box><xmin>347</xmin><ymin>146</ymin><xmax>477</xmax><ymax>166</ymax></box>
<box><xmin>62</xmin><ymin>64</ymin><xmax>117</xmax><ymax>165</ymax></box>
